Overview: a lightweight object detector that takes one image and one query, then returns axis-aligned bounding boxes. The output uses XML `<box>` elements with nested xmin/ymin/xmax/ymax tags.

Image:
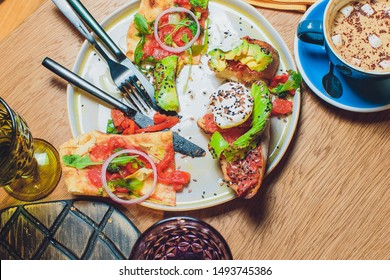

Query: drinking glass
<box><xmin>0</xmin><ymin>97</ymin><xmax>61</xmax><ymax>201</ymax></box>
<box><xmin>130</xmin><ymin>216</ymin><xmax>233</xmax><ymax>260</ymax></box>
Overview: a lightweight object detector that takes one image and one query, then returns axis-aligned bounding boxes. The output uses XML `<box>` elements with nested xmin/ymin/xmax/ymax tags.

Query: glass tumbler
<box><xmin>130</xmin><ymin>216</ymin><xmax>232</xmax><ymax>260</ymax></box>
<box><xmin>0</xmin><ymin>97</ymin><xmax>61</xmax><ymax>201</ymax></box>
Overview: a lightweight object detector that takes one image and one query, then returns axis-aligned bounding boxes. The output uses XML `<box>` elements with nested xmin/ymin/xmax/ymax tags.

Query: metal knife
<box><xmin>42</xmin><ymin>57</ymin><xmax>205</xmax><ymax>158</ymax></box>
<box><xmin>66</xmin><ymin>0</ymin><xmax>156</xmax><ymax>105</ymax></box>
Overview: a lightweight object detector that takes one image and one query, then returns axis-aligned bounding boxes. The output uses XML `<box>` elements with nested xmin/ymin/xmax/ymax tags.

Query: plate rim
<box><xmin>293</xmin><ymin>0</ymin><xmax>390</xmax><ymax>113</ymax></box>
<box><xmin>66</xmin><ymin>0</ymin><xmax>301</xmax><ymax>211</ymax></box>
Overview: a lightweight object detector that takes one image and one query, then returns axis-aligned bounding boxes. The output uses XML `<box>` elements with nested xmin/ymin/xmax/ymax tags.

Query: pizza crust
<box><xmin>59</xmin><ymin>130</ymin><xmax>176</xmax><ymax>206</ymax></box>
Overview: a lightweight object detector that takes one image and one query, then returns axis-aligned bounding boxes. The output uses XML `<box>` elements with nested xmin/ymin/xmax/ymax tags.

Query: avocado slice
<box><xmin>153</xmin><ymin>55</ymin><xmax>180</xmax><ymax>112</ymax></box>
<box><xmin>207</xmin><ymin>39</ymin><xmax>273</xmax><ymax>73</ymax></box>
<box><xmin>224</xmin><ymin>40</ymin><xmax>249</xmax><ymax>60</ymax></box>
<box><xmin>208</xmin><ymin>49</ymin><xmax>227</xmax><ymax>72</ymax></box>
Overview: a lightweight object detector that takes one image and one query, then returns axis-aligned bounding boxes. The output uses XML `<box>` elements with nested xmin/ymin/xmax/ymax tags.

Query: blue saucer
<box><xmin>294</xmin><ymin>0</ymin><xmax>390</xmax><ymax>113</ymax></box>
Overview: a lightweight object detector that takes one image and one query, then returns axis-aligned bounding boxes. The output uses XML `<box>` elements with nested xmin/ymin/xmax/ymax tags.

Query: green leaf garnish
<box><xmin>62</xmin><ymin>154</ymin><xmax>138</xmax><ymax>170</ymax></box>
<box><xmin>134</xmin><ymin>13</ymin><xmax>151</xmax><ymax>35</ymax></box>
<box><xmin>134</xmin><ymin>35</ymin><xmax>146</xmax><ymax>65</ymax></box>
<box><xmin>108</xmin><ymin>178</ymin><xmax>143</xmax><ymax>193</ymax></box>
<box><xmin>106</xmin><ymin>119</ymin><xmax>118</xmax><ymax>134</ymax></box>
<box><xmin>270</xmin><ymin>70</ymin><xmax>302</xmax><ymax>96</ymax></box>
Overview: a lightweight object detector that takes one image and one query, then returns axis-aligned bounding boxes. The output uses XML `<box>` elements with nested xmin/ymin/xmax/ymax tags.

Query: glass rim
<box><xmin>0</xmin><ymin>97</ymin><xmax>17</xmax><ymax>167</ymax></box>
<box><xmin>130</xmin><ymin>216</ymin><xmax>233</xmax><ymax>260</ymax></box>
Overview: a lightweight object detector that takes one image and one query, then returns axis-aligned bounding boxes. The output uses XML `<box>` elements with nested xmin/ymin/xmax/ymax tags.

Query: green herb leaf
<box><xmin>134</xmin><ymin>13</ymin><xmax>151</xmax><ymax>35</ymax></box>
<box><xmin>134</xmin><ymin>35</ymin><xmax>146</xmax><ymax>65</ymax></box>
<box><xmin>106</xmin><ymin>119</ymin><xmax>118</xmax><ymax>134</ymax></box>
<box><xmin>62</xmin><ymin>154</ymin><xmax>139</xmax><ymax>170</ymax></box>
<box><xmin>181</xmin><ymin>33</ymin><xmax>189</xmax><ymax>44</ymax></box>
<box><xmin>108</xmin><ymin>178</ymin><xmax>143</xmax><ymax>192</ymax></box>
<box><xmin>188</xmin><ymin>21</ymin><xmax>198</xmax><ymax>36</ymax></box>
<box><xmin>270</xmin><ymin>70</ymin><xmax>302</xmax><ymax>96</ymax></box>
<box><xmin>62</xmin><ymin>154</ymin><xmax>97</xmax><ymax>169</ymax></box>
<box><xmin>164</xmin><ymin>33</ymin><xmax>174</xmax><ymax>46</ymax></box>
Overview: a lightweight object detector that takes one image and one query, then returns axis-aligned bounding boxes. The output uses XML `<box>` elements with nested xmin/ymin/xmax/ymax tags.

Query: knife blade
<box><xmin>42</xmin><ymin>57</ymin><xmax>206</xmax><ymax>158</ymax></box>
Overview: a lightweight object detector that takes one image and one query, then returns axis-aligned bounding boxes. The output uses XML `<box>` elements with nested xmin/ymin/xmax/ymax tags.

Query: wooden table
<box><xmin>0</xmin><ymin>0</ymin><xmax>47</xmax><ymax>42</ymax></box>
<box><xmin>0</xmin><ymin>0</ymin><xmax>389</xmax><ymax>260</ymax></box>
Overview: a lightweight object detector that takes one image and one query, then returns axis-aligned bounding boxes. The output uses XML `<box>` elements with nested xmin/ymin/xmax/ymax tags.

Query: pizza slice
<box><xmin>197</xmin><ymin>82</ymin><xmax>272</xmax><ymax>198</ymax></box>
<box><xmin>126</xmin><ymin>0</ymin><xmax>210</xmax><ymax>112</ymax></box>
<box><xmin>59</xmin><ymin>130</ymin><xmax>190</xmax><ymax>206</ymax></box>
<box><xmin>126</xmin><ymin>0</ymin><xmax>209</xmax><ymax>65</ymax></box>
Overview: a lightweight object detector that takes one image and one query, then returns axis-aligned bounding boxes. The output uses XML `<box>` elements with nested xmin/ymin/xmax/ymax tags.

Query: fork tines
<box><xmin>122</xmin><ymin>81</ymin><xmax>154</xmax><ymax>116</ymax></box>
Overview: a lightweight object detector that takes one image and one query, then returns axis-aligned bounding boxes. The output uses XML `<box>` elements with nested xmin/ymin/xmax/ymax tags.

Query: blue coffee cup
<box><xmin>297</xmin><ymin>0</ymin><xmax>390</xmax><ymax>80</ymax></box>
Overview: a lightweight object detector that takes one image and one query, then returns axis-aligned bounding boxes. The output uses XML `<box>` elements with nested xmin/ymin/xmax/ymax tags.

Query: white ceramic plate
<box><xmin>67</xmin><ymin>0</ymin><xmax>301</xmax><ymax>211</ymax></box>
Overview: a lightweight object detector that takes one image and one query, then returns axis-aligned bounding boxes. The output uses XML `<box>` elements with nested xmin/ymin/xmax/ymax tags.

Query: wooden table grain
<box><xmin>0</xmin><ymin>0</ymin><xmax>47</xmax><ymax>42</ymax></box>
<box><xmin>0</xmin><ymin>0</ymin><xmax>389</xmax><ymax>260</ymax></box>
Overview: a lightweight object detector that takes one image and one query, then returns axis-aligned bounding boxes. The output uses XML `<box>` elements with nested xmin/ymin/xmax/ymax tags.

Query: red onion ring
<box><xmin>154</xmin><ymin>7</ymin><xmax>201</xmax><ymax>53</ymax></box>
<box><xmin>101</xmin><ymin>149</ymin><xmax>157</xmax><ymax>205</ymax></box>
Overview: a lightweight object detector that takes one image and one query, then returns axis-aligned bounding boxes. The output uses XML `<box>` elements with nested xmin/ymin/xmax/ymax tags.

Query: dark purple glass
<box><xmin>130</xmin><ymin>217</ymin><xmax>232</xmax><ymax>260</ymax></box>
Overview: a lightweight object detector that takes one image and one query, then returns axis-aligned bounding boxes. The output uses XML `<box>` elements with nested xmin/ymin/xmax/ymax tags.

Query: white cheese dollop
<box><xmin>208</xmin><ymin>82</ymin><xmax>254</xmax><ymax>129</ymax></box>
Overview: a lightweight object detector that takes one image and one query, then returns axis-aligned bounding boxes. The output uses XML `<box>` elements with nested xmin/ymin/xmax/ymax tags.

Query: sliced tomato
<box><xmin>158</xmin><ymin>170</ymin><xmax>191</xmax><ymax>187</ymax></box>
<box><xmin>107</xmin><ymin>137</ymin><xmax>127</xmax><ymax>153</ymax></box>
<box><xmin>135</xmin><ymin>115</ymin><xmax>179</xmax><ymax>133</ymax></box>
<box><xmin>157</xmin><ymin>146</ymin><xmax>175</xmax><ymax>174</ymax></box>
<box><xmin>202</xmin><ymin>113</ymin><xmax>220</xmax><ymax>134</ymax></box>
<box><xmin>158</xmin><ymin>24</ymin><xmax>175</xmax><ymax>42</ymax></box>
<box><xmin>121</xmin><ymin>118</ymin><xmax>136</xmax><ymax>135</ymax></box>
<box><xmin>126</xmin><ymin>162</ymin><xmax>140</xmax><ymax>174</ymax></box>
<box><xmin>153</xmin><ymin>112</ymin><xmax>168</xmax><ymax>124</ymax></box>
<box><xmin>107</xmin><ymin>173</ymin><xmax>121</xmax><ymax>181</ymax></box>
<box><xmin>114</xmin><ymin>187</ymin><xmax>129</xmax><ymax>193</ymax></box>
<box><xmin>220</xmin><ymin>127</ymin><xmax>249</xmax><ymax>144</ymax></box>
<box><xmin>272</xmin><ymin>98</ymin><xmax>293</xmax><ymax>115</ymax></box>
<box><xmin>270</xmin><ymin>73</ymin><xmax>289</xmax><ymax>88</ymax></box>
<box><xmin>89</xmin><ymin>144</ymin><xmax>110</xmax><ymax>161</ymax></box>
<box><xmin>175</xmin><ymin>0</ymin><xmax>190</xmax><ymax>7</ymax></box>
<box><xmin>87</xmin><ymin>169</ymin><xmax>102</xmax><ymax>187</ymax></box>
<box><xmin>143</xmin><ymin>38</ymin><xmax>172</xmax><ymax>60</ymax></box>
<box><xmin>159</xmin><ymin>13</ymin><xmax>171</xmax><ymax>25</ymax></box>
<box><xmin>172</xmin><ymin>27</ymin><xmax>194</xmax><ymax>47</ymax></box>
<box><xmin>111</xmin><ymin>109</ymin><xmax>125</xmax><ymax>127</ymax></box>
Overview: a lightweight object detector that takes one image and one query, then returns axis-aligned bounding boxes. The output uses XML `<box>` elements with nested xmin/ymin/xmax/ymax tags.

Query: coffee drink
<box><xmin>330</xmin><ymin>0</ymin><xmax>389</xmax><ymax>72</ymax></box>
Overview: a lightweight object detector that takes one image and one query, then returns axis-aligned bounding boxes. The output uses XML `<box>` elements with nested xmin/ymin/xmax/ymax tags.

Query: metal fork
<box><xmin>52</xmin><ymin>0</ymin><xmax>156</xmax><ymax>116</ymax></box>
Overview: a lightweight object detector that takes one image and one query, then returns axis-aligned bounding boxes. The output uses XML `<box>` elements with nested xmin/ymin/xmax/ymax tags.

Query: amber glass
<box><xmin>0</xmin><ymin>98</ymin><xmax>61</xmax><ymax>201</ymax></box>
<box><xmin>130</xmin><ymin>216</ymin><xmax>233</xmax><ymax>260</ymax></box>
